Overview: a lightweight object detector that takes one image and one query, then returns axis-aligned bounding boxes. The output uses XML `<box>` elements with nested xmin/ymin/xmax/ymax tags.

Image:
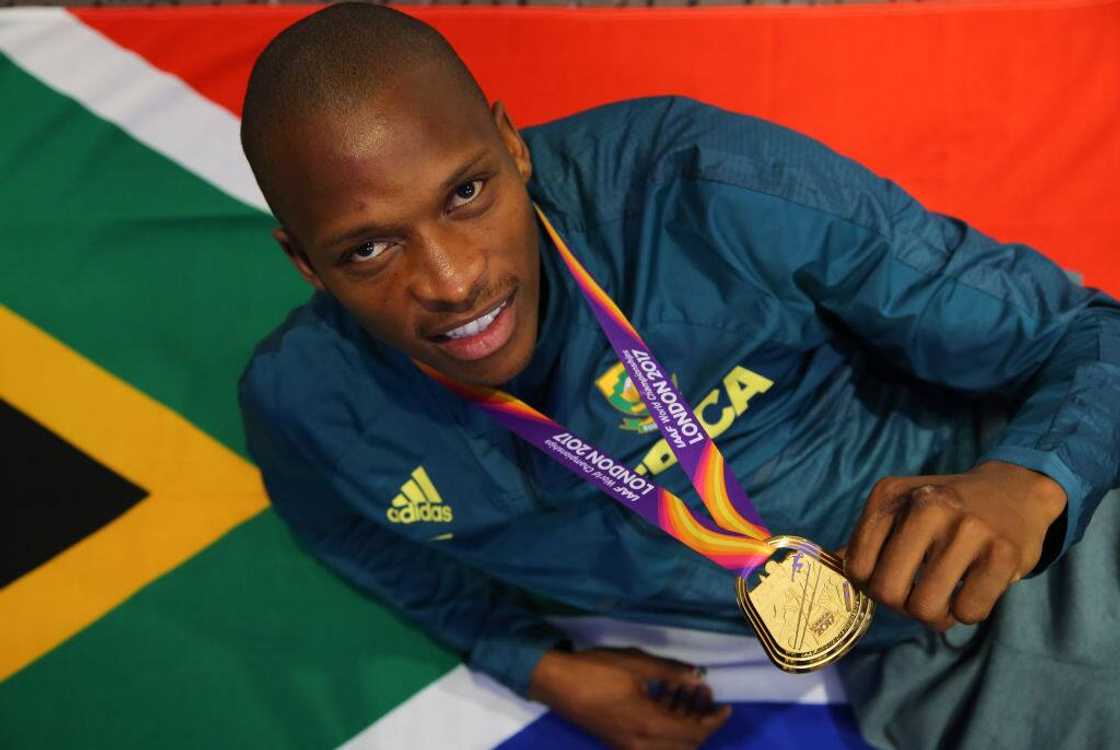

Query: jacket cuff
<box><xmin>468</xmin><ymin>624</ymin><xmax>571</xmax><ymax>699</ymax></box>
<box><xmin>979</xmin><ymin>445</ymin><xmax>1089</xmax><ymax>572</ymax></box>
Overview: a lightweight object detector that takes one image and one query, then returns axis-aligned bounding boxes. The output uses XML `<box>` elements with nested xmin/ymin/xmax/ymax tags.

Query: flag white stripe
<box><xmin>552</xmin><ymin>616</ymin><xmax>847</xmax><ymax>704</ymax></box>
<box><xmin>340</xmin><ymin>665</ymin><xmax>546</xmax><ymax>750</ymax></box>
<box><xmin>340</xmin><ymin>618</ymin><xmax>848</xmax><ymax>749</ymax></box>
<box><xmin>0</xmin><ymin>7</ymin><xmax>269</xmax><ymax>214</ymax></box>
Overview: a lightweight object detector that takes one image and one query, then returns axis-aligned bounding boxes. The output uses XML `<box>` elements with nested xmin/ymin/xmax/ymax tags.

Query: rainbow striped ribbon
<box><xmin>417</xmin><ymin>206</ymin><xmax>773</xmax><ymax>573</ymax></box>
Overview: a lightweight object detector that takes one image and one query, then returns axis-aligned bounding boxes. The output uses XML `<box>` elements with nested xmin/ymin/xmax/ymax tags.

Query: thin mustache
<box><xmin>419</xmin><ymin>278</ymin><xmax>517</xmax><ymax>336</ymax></box>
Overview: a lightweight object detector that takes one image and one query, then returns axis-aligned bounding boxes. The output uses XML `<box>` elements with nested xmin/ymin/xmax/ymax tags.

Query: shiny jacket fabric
<box><xmin>239</xmin><ymin>97</ymin><xmax>1120</xmax><ymax>697</ymax></box>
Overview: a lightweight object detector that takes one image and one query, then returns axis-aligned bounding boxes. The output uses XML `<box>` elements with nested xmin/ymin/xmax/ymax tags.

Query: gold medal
<box><xmin>736</xmin><ymin>536</ymin><xmax>874</xmax><ymax>673</ymax></box>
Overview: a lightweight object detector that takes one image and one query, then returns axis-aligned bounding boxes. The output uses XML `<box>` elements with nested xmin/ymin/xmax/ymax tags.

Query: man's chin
<box><xmin>431</xmin><ymin>343</ymin><xmax>534</xmax><ymax>387</ymax></box>
<box><xmin>424</xmin><ymin>296</ymin><xmax>538</xmax><ymax>387</ymax></box>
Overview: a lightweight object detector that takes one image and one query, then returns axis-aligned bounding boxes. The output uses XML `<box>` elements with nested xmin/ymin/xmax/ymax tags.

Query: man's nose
<box><xmin>408</xmin><ymin>225</ymin><xmax>486</xmax><ymax>312</ymax></box>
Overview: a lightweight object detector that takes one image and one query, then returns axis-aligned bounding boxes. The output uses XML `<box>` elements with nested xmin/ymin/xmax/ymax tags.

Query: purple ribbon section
<box><xmin>584</xmin><ymin>299</ymin><xmax>768</xmax><ymax>531</ymax></box>
<box><xmin>476</xmin><ymin>400</ymin><xmax>736</xmax><ymax>536</ymax></box>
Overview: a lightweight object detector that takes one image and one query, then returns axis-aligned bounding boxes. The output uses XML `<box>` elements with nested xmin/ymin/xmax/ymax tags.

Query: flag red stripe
<box><xmin>71</xmin><ymin>3</ymin><xmax>1120</xmax><ymax>293</ymax></box>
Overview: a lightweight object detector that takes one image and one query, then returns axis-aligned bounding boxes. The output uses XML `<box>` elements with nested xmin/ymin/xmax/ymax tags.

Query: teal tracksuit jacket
<box><xmin>239</xmin><ymin>97</ymin><xmax>1120</xmax><ymax>697</ymax></box>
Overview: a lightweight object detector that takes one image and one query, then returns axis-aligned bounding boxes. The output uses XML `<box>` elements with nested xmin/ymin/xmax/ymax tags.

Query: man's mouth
<box><xmin>429</xmin><ymin>291</ymin><xmax>518</xmax><ymax>362</ymax></box>
<box><xmin>442</xmin><ymin>299</ymin><xmax>508</xmax><ymax>340</ymax></box>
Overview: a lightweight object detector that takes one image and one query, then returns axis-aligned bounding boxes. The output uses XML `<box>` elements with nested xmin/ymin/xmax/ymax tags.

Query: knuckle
<box><xmin>928</xmin><ymin>617</ymin><xmax>953</xmax><ymax>633</ymax></box>
<box><xmin>955</xmin><ymin>515</ymin><xmax>990</xmax><ymax>540</ymax></box>
<box><xmin>989</xmin><ymin>538</ymin><xmax>1019</xmax><ymax>569</ymax></box>
<box><xmin>913</xmin><ymin>488</ymin><xmax>958</xmax><ymax>510</ymax></box>
<box><xmin>868</xmin><ymin>579</ymin><xmax>904</xmax><ymax>610</ymax></box>
<box><xmin>952</xmin><ymin>611</ymin><xmax>983</xmax><ymax>626</ymax></box>
<box><xmin>871</xmin><ymin>477</ymin><xmax>903</xmax><ymax>503</ymax></box>
<box><xmin>910</xmin><ymin>497</ymin><xmax>950</xmax><ymax>525</ymax></box>
<box><xmin>907</xmin><ymin>591</ymin><xmax>946</xmax><ymax>623</ymax></box>
<box><xmin>951</xmin><ymin>597</ymin><xmax>991</xmax><ymax>625</ymax></box>
<box><xmin>910</xmin><ymin>483</ymin><xmax>941</xmax><ymax>500</ymax></box>
<box><xmin>844</xmin><ymin>553</ymin><xmax>872</xmax><ymax>582</ymax></box>
<box><xmin>912</xmin><ymin>484</ymin><xmax>962</xmax><ymax>512</ymax></box>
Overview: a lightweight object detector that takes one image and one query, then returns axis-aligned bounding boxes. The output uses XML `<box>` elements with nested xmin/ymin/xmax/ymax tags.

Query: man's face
<box><xmin>269</xmin><ymin>65</ymin><xmax>540</xmax><ymax>386</ymax></box>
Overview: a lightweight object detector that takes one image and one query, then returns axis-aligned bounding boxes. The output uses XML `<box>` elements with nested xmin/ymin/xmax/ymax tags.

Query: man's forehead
<box><xmin>294</xmin><ymin>71</ymin><xmax>489</xmax><ymax>159</ymax></box>
<box><xmin>269</xmin><ymin>87</ymin><xmax>499</xmax><ymax>244</ymax></box>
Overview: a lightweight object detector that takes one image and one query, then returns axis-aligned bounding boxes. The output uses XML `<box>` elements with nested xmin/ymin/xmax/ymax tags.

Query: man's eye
<box><xmin>349</xmin><ymin>240</ymin><xmax>392</xmax><ymax>264</ymax></box>
<box><xmin>449</xmin><ymin>179</ymin><xmax>484</xmax><ymax>210</ymax></box>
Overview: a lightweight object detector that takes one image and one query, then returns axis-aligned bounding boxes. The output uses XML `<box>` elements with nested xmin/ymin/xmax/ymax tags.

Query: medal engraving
<box><xmin>737</xmin><ymin>536</ymin><xmax>874</xmax><ymax>672</ymax></box>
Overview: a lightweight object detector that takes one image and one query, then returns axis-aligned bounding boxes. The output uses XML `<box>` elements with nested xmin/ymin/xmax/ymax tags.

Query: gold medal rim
<box><xmin>739</xmin><ymin>591</ymin><xmax>873</xmax><ymax>673</ymax></box>
<box><xmin>735</xmin><ymin>535</ymin><xmax>875</xmax><ymax>673</ymax></box>
<box><xmin>738</xmin><ymin>584</ymin><xmax>873</xmax><ymax>668</ymax></box>
<box><xmin>734</xmin><ymin>541</ymin><xmax>873</xmax><ymax>671</ymax></box>
<box><xmin>739</xmin><ymin>590</ymin><xmax>872</xmax><ymax>670</ymax></box>
<box><xmin>738</xmin><ymin>582</ymin><xmax>874</xmax><ymax>671</ymax></box>
<box><xmin>738</xmin><ymin>581</ymin><xmax>872</xmax><ymax>649</ymax></box>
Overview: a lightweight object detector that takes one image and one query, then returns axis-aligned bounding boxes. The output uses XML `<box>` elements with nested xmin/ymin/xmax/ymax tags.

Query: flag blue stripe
<box><xmin>496</xmin><ymin>702</ymin><xmax>872</xmax><ymax>749</ymax></box>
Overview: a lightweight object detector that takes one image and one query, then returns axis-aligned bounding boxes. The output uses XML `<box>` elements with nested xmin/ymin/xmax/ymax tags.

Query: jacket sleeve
<box><xmin>864</xmin><ymin>187</ymin><xmax>1120</xmax><ymax>562</ymax></box>
<box><xmin>238</xmin><ymin>375</ymin><xmax>569</xmax><ymax>698</ymax></box>
<box><xmin>757</xmin><ymin>133</ymin><xmax>1115</xmax><ymax>564</ymax></box>
<box><xmin>779</xmin><ymin>150</ymin><xmax>1120</xmax><ymax>566</ymax></box>
<box><xmin>664</xmin><ymin>98</ymin><xmax>1120</xmax><ymax>567</ymax></box>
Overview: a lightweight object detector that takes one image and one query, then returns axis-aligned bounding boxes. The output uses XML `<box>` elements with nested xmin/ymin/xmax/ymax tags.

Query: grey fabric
<box><xmin>839</xmin><ymin>490</ymin><xmax>1120</xmax><ymax>750</ymax></box>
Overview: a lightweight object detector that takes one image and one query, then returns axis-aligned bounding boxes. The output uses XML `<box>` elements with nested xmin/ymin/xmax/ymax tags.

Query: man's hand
<box><xmin>527</xmin><ymin>646</ymin><xmax>731</xmax><ymax>750</ymax></box>
<box><xmin>844</xmin><ymin>460</ymin><xmax>1066</xmax><ymax>630</ymax></box>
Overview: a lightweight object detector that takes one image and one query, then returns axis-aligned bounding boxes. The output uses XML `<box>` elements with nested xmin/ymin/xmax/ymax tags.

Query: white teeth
<box><xmin>445</xmin><ymin>301</ymin><xmax>506</xmax><ymax>340</ymax></box>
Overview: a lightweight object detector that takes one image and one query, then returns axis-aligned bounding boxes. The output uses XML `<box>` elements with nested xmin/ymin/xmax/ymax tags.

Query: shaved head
<box><xmin>239</xmin><ymin>2</ymin><xmax>542</xmax><ymax>387</ymax></box>
<box><xmin>241</xmin><ymin>2</ymin><xmax>489</xmax><ymax>224</ymax></box>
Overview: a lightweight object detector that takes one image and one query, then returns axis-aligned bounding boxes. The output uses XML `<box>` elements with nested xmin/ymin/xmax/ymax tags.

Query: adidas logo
<box><xmin>386</xmin><ymin>467</ymin><xmax>453</xmax><ymax>524</ymax></box>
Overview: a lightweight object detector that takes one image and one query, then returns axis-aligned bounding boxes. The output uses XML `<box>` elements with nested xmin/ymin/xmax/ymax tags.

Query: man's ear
<box><xmin>273</xmin><ymin>227</ymin><xmax>325</xmax><ymax>291</ymax></box>
<box><xmin>492</xmin><ymin>101</ymin><xmax>532</xmax><ymax>184</ymax></box>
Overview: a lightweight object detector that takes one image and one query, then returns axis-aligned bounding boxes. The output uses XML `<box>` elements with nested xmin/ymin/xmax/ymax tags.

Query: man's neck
<box><xmin>503</xmin><ymin>216</ymin><xmax>569</xmax><ymax>407</ymax></box>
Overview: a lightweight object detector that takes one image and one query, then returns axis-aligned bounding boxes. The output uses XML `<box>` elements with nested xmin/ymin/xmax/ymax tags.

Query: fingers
<box><xmin>905</xmin><ymin>523</ymin><xmax>986</xmax><ymax>630</ymax></box>
<box><xmin>618</xmin><ymin>648</ymin><xmax>705</xmax><ymax>686</ymax></box>
<box><xmin>846</xmin><ymin>480</ymin><xmax>1020</xmax><ymax>629</ymax></box>
<box><xmin>701</xmin><ymin>704</ymin><xmax>733</xmax><ymax>731</ymax></box>
<box><xmin>587</xmin><ymin>646</ymin><xmax>727</xmax><ymax>748</ymax></box>
<box><xmin>951</xmin><ymin>537</ymin><xmax>1018</xmax><ymax>624</ymax></box>
<box><xmin>633</xmin><ymin>698</ymin><xmax>731</xmax><ymax>747</ymax></box>
<box><xmin>649</xmin><ymin>681</ymin><xmax>714</xmax><ymax>718</ymax></box>
<box><xmin>844</xmin><ymin>477</ymin><xmax>914</xmax><ymax>584</ymax></box>
<box><xmin>866</xmin><ymin>484</ymin><xmax>961</xmax><ymax>611</ymax></box>
<box><xmin>552</xmin><ymin>649</ymin><xmax>728</xmax><ymax>750</ymax></box>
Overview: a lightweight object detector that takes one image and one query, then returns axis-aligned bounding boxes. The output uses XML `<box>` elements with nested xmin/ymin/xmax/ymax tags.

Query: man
<box><xmin>237</xmin><ymin>4</ymin><xmax>1120</xmax><ymax>748</ymax></box>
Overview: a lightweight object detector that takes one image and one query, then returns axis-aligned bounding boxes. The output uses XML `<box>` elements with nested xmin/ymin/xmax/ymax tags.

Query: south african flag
<box><xmin>3</xmin><ymin>3</ymin><xmax>1118</xmax><ymax>747</ymax></box>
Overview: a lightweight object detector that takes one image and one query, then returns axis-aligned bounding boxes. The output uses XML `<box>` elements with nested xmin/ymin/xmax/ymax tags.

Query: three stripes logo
<box><xmin>386</xmin><ymin>467</ymin><xmax>453</xmax><ymax>524</ymax></box>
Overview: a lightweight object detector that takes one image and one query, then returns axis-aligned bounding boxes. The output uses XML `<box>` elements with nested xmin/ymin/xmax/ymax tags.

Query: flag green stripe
<box><xmin>0</xmin><ymin>55</ymin><xmax>300</xmax><ymax>459</ymax></box>
<box><xmin>0</xmin><ymin>512</ymin><xmax>459</xmax><ymax>749</ymax></box>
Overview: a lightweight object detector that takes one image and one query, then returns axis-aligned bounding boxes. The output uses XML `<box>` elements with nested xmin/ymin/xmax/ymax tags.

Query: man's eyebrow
<box><xmin>323</xmin><ymin>222</ymin><xmax>390</xmax><ymax>256</ymax></box>
<box><xmin>321</xmin><ymin>150</ymin><xmax>493</xmax><ymax>254</ymax></box>
<box><xmin>440</xmin><ymin>149</ymin><xmax>491</xmax><ymax>193</ymax></box>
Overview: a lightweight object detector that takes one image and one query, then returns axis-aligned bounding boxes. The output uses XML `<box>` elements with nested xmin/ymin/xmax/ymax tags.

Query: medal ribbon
<box><xmin>417</xmin><ymin>206</ymin><xmax>772</xmax><ymax>573</ymax></box>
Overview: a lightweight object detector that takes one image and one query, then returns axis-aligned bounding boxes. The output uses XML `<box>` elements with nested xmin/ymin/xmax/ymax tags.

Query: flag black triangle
<box><xmin>1</xmin><ymin>398</ymin><xmax>148</xmax><ymax>588</ymax></box>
